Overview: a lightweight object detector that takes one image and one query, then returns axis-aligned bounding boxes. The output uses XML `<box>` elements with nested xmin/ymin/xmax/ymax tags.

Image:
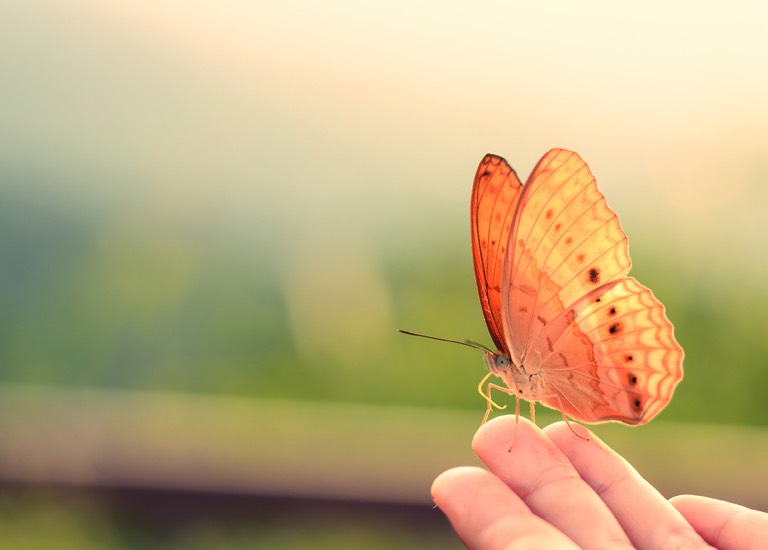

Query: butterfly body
<box><xmin>472</xmin><ymin>149</ymin><xmax>683</xmax><ymax>425</ymax></box>
<box><xmin>484</xmin><ymin>351</ymin><xmax>543</xmax><ymax>404</ymax></box>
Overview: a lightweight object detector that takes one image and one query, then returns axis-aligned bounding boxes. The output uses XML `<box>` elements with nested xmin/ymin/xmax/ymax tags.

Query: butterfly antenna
<box><xmin>396</xmin><ymin>329</ymin><xmax>493</xmax><ymax>353</ymax></box>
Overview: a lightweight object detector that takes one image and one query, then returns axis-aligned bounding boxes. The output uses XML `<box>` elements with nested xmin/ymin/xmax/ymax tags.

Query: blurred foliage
<box><xmin>0</xmin><ymin>492</ymin><xmax>458</xmax><ymax>549</ymax></box>
<box><xmin>1</xmin><ymin>174</ymin><xmax>767</xmax><ymax>427</ymax></box>
<box><xmin>0</xmin><ymin>493</ymin><xmax>116</xmax><ymax>550</ymax></box>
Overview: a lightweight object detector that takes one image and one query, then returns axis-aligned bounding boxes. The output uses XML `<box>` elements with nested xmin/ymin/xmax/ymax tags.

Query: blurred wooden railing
<box><xmin>0</xmin><ymin>384</ymin><xmax>766</xmax><ymax>511</ymax></box>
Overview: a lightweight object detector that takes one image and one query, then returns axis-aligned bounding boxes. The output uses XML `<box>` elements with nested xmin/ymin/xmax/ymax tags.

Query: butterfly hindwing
<box><xmin>535</xmin><ymin>277</ymin><xmax>683</xmax><ymax>423</ymax></box>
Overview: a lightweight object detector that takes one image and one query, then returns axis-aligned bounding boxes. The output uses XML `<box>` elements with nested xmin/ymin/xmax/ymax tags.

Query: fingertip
<box><xmin>472</xmin><ymin>415</ymin><xmax>540</xmax><ymax>456</ymax></box>
<box><xmin>544</xmin><ymin>421</ymin><xmax>626</xmax><ymax>478</ymax></box>
<box><xmin>543</xmin><ymin>421</ymin><xmax>595</xmax><ymax>458</ymax></box>
<box><xmin>667</xmin><ymin>494</ymin><xmax>699</xmax><ymax>521</ymax></box>
<box><xmin>668</xmin><ymin>494</ymin><xmax>768</xmax><ymax>548</ymax></box>
<box><xmin>669</xmin><ymin>493</ymin><xmax>756</xmax><ymax>518</ymax></box>
<box><xmin>431</xmin><ymin>464</ymin><xmax>578</xmax><ymax>549</ymax></box>
<box><xmin>472</xmin><ymin>415</ymin><xmax>512</xmax><ymax>451</ymax></box>
<box><xmin>430</xmin><ymin>467</ymin><xmax>501</xmax><ymax>521</ymax></box>
<box><xmin>668</xmin><ymin>494</ymin><xmax>696</xmax><ymax>508</ymax></box>
<box><xmin>431</xmin><ymin>466</ymin><xmax>486</xmax><ymax>502</ymax></box>
<box><xmin>543</xmin><ymin>420</ymin><xmax>593</xmax><ymax>442</ymax></box>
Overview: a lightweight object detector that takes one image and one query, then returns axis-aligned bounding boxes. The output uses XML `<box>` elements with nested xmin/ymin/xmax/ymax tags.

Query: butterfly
<box><xmin>470</xmin><ymin>149</ymin><xmax>683</xmax><ymax>426</ymax></box>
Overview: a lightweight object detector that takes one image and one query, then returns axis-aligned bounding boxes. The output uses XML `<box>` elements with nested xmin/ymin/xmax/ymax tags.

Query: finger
<box><xmin>545</xmin><ymin>422</ymin><xmax>712</xmax><ymax>550</ymax></box>
<box><xmin>472</xmin><ymin>416</ymin><xmax>633</xmax><ymax>549</ymax></box>
<box><xmin>431</xmin><ymin>466</ymin><xmax>579</xmax><ymax>550</ymax></box>
<box><xmin>670</xmin><ymin>495</ymin><xmax>768</xmax><ymax>550</ymax></box>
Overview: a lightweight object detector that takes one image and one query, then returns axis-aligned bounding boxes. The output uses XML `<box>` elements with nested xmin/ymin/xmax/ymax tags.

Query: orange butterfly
<box><xmin>470</xmin><ymin>149</ymin><xmax>683</xmax><ymax>426</ymax></box>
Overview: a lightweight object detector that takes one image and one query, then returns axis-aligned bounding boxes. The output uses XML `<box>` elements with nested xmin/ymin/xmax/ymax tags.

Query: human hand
<box><xmin>432</xmin><ymin>416</ymin><xmax>768</xmax><ymax>549</ymax></box>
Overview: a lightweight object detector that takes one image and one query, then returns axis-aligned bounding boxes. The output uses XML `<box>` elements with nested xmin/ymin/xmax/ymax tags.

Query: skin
<box><xmin>432</xmin><ymin>416</ymin><xmax>768</xmax><ymax>550</ymax></box>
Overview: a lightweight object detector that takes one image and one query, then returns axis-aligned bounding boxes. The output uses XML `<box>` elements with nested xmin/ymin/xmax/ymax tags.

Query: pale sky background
<box><xmin>3</xmin><ymin>2</ymin><xmax>765</xmax><ymax>217</ymax></box>
<box><xmin>1</xmin><ymin>1</ymin><xmax>766</xmax><ymax>363</ymax></box>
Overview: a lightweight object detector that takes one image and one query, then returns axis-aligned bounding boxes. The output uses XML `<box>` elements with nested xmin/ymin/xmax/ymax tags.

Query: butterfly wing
<box><xmin>502</xmin><ymin>149</ymin><xmax>631</xmax><ymax>364</ymax></box>
<box><xmin>535</xmin><ymin>278</ymin><xmax>683</xmax><ymax>423</ymax></box>
<box><xmin>471</xmin><ymin>154</ymin><xmax>523</xmax><ymax>351</ymax></box>
<box><xmin>497</xmin><ymin>148</ymin><xmax>682</xmax><ymax>423</ymax></box>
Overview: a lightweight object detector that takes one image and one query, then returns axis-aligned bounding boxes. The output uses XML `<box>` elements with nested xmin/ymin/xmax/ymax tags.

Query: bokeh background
<box><xmin>2</xmin><ymin>0</ymin><xmax>767</xmax><ymax>547</ymax></box>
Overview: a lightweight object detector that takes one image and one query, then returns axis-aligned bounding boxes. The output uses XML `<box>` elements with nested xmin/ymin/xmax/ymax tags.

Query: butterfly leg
<box><xmin>480</xmin><ymin>381</ymin><xmax>528</xmax><ymax>452</ymax></box>
<box><xmin>481</xmin><ymin>397</ymin><xmax>493</xmax><ymax>425</ymax></box>
<box><xmin>484</xmin><ymin>382</ymin><xmax>527</xmax><ymax>417</ymax></box>
<box><xmin>507</xmin><ymin>396</ymin><xmax>521</xmax><ymax>452</ymax></box>
<box><xmin>482</xmin><ymin>382</ymin><xmax>517</xmax><ymax>424</ymax></box>
<box><xmin>478</xmin><ymin>372</ymin><xmax>508</xmax><ymax>424</ymax></box>
<box><xmin>541</xmin><ymin>393</ymin><xmax>589</xmax><ymax>441</ymax></box>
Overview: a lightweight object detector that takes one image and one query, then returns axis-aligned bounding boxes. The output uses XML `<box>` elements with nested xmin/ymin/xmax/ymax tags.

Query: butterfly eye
<box><xmin>495</xmin><ymin>355</ymin><xmax>511</xmax><ymax>369</ymax></box>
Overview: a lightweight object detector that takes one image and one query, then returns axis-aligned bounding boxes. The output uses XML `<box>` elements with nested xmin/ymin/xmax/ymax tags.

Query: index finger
<box><xmin>473</xmin><ymin>416</ymin><xmax>633</xmax><ymax>549</ymax></box>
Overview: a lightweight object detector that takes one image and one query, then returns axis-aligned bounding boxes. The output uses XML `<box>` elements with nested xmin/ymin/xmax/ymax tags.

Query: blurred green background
<box><xmin>1</xmin><ymin>0</ymin><xmax>767</xmax><ymax>547</ymax></box>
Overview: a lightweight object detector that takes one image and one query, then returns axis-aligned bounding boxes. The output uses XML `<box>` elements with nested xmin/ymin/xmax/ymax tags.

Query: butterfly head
<box><xmin>485</xmin><ymin>352</ymin><xmax>524</xmax><ymax>393</ymax></box>
<box><xmin>485</xmin><ymin>352</ymin><xmax>512</xmax><ymax>375</ymax></box>
<box><xmin>485</xmin><ymin>351</ymin><xmax>543</xmax><ymax>401</ymax></box>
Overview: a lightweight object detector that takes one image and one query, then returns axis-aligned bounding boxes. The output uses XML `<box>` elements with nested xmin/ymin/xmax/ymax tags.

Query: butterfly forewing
<box><xmin>503</xmin><ymin>149</ymin><xmax>631</xmax><ymax>364</ymax></box>
<box><xmin>471</xmin><ymin>154</ymin><xmax>523</xmax><ymax>351</ymax></box>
